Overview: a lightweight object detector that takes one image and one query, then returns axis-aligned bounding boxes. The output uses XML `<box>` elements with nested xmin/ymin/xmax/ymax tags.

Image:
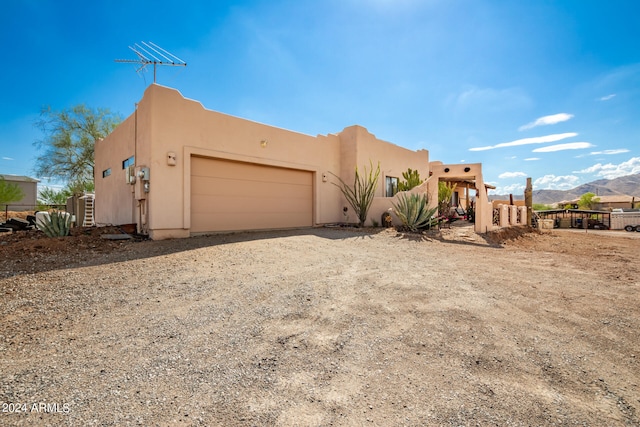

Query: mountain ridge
<box><xmin>489</xmin><ymin>173</ymin><xmax>640</xmax><ymax>205</ymax></box>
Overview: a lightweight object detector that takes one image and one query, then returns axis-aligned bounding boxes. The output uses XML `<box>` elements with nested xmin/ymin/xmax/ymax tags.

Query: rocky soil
<box><xmin>1</xmin><ymin>220</ymin><xmax>639</xmax><ymax>426</ymax></box>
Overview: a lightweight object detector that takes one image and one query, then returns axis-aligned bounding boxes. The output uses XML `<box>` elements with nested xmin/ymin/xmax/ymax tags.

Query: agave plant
<box><xmin>392</xmin><ymin>192</ymin><xmax>438</xmax><ymax>232</ymax></box>
<box><xmin>39</xmin><ymin>210</ymin><xmax>72</xmax><ymax>237</ymax></box>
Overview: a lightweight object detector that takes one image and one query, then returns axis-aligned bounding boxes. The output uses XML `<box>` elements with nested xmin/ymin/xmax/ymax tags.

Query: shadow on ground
<box><xmin>0</xmin><ymin>222</ymin><xmax>537</xmax><ymax>280</ymax></box>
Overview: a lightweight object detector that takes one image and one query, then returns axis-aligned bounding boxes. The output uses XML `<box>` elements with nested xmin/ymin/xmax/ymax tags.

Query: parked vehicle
<box><xmin>623</xmin><ymin>224</ymin><xmax>640</xmax><ymax>232</ymax></box>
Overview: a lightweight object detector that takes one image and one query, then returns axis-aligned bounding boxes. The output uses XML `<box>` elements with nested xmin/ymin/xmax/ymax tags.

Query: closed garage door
<box><xmin>191</xmin><ymin>156</ymin><xmax>313</xmax><ymax>233</ymax></box>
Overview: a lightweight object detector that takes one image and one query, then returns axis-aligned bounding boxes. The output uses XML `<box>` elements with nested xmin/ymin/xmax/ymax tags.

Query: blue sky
<box><xmin>1</xmin><ymin>0</ymin><xmax>639</xmax><ymax>195</ymax></box>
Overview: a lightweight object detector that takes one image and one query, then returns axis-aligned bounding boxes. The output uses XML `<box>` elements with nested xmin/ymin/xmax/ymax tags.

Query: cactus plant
<box><xmin>398</xmin><ymin>168</ymin><xmax>424</xmax><ymax>192</ymax></box>
<box><xmin>40</xmin><ymin>211</ymin><xmax>72</xmax><ymax>237</ymax></box>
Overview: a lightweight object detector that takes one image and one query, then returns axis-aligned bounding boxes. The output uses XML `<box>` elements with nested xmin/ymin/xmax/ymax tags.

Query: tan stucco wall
<box><xmin>141</xmin><ymin>85</ymin><xmax>345</xmax><ymax>238</ymax></box>
<box><xmin>94</xmin><ymin>114</ymin><xmax>137</xmax><ymax>226</ymax></box>
<box><xmin>428</xmin><ymin>162</ymin><xmax>492</xmax><ymax>234</ymax></box>
<box><xmin>96</xmin><ymin>84</ymin><xmax>486</xmax><ymax>238</ymax></box>
<box><xmin>336</xmin><ymin>125</ymin><xmax>430</xmax><ymax>226</ymax></box>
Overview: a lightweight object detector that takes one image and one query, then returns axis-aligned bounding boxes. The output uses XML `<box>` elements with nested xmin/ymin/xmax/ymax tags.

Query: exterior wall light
<box><xmin>260</xmin><ymin>139</ymin><xmax>268</xmax><ymax>148</ymax></box>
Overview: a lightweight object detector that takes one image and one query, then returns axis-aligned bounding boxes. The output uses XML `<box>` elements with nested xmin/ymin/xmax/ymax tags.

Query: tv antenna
<box><xmin>115</xmin><ymin>41</ymin><xmax>187</xmax><ymax>83</ymax></box>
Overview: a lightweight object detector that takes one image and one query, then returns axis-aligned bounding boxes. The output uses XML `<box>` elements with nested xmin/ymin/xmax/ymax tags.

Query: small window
<box><xmin>122</xmin><ymin>156</ymin><xmax>135</xmax><ymax>169</ymax></box>
<box><xmin>102</xmin><ymin>168</ymin><xmax>111</xmax><ymax>178</ymax></box>
<box><xmin>385</xmin><ymin>176</ymin><xmax>399</xmax><ymax>197</ymax></box>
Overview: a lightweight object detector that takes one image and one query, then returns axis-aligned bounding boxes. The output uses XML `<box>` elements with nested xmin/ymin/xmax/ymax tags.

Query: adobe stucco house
<box><xmin>95</xmin><ymin>84</ymin><xmax>492</xmax><ymax>239</ymax></box>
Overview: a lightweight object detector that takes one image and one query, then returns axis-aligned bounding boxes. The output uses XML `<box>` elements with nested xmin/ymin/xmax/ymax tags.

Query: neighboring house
<box><xmin>563</xmin><ymin>195</ymin><xmax>639</xmax><ymax>211</ymax></box>
<box><xmin>95</xmin><ymin>84</ymin><xmax>493</xmax><ymax>239</ymax></box>
<box><xmin>591</xmin><ymin>195</ymin><xmax>638</xmax><ymax>211</ymax></box>
<box><xmin>0</xmin><ymin>174</ymin><xmax>39</xmax><ymax>209</ymax></box>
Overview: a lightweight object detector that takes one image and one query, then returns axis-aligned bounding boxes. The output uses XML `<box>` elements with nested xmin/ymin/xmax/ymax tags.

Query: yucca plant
<box><xmin>392</xmin><ymin>192</ymin><xmax>438</xmax><ymax>232</ymax></box>
<box><xmin>40</xmin><ymin>210</ymin><xmax>72</xmax><ymax>237</ymax></box>
<box><xmin>331</xmin><ymin>161</ymin><xmax>380</xmax><ymax>227</ymax></box>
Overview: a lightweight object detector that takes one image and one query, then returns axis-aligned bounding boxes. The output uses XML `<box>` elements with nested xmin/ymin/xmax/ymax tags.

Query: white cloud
<box><xmin>533</xmin><ymin>174</ymin><xmax>581</xmax><ymax>190</ymax></box>
<box><xmin>451</xmin><ymin>86</ymin><xmax>531</xmax><ymax>112</ymax></box>
<box><xmin>469</xmin><ymin>132</ymin><xmax>577</xmax><ymax>151</ymax></box>
<box><xmin>599</xmin><ymin>94</ymin><xmax>616</xmax><ymax>101</ymax></box>
<box><xmin>2</xmin><ymin>157</ymin><xmax>14</xmax><ymax>161</ymax></box>
<box><xmin>498</xmin><ymin>171</ymin><xmax>527</xmax><ymax>179</ymax></box>
<box><xmin>518</xmin><ymin>113</ymin><xmax>574</xmax><ymax>131</ymax></box>
<box><xmin>489</xmin><ymin>183</ymin><xmax>526</xmax><ymax>195</ymax></box>
<box><xmin>532</xmin><ymin>142</ymin><xmax>594</xmax><ymax>153</ymax></box>
<box><xmin>524</xmin><ymin>157</ymin><xmax>540</xmax><ymax>161</ymax></box>
<box><xmin>590</xmin><ymin>149</ymin><xmax>630</xmax><ymax>155</ymax></box>
<box><xmin>574</xmin><ymin>156</ymin><xmax>640</xmax><ymax>180</ymax></box>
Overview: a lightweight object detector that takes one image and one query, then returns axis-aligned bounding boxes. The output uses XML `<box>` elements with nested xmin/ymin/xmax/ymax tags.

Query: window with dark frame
<box><xmin>102</xmin><ymin>168</ymin><xmax>111</xmax><ymax>178</ymax></box>
<box><xmin>385</xmin><ymin>176</ymin><xmax>399</xmax><ymax>197</ymax></box>
<box><xmin>122</xmin><ymin>156</ymin><xmax>135</xmax><ymax>169</ymax></box>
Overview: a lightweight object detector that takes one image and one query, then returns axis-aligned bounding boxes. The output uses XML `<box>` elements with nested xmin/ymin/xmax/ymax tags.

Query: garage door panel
<box><xmin>191</xmin><ymin>157</ymin><xmax>313</xmax><ymax>233</ymax></box>
<box><xmin>192</xmin><ymin>178</ymin><xmax>311</xmax><ymax>199</ymax></box>
<box><xmin>192</xmin><ymin>158</ymin><xmax>312</xmax><ymax>184</ymax></box>
<box><xmin>192</xmin><ymin>194</ymin><xmax>311</xmax><ymax>214</ymax></box>
<box><xmin>192</xmin><ymin>212</ymin><xmax>310</xmax><ymax>231</ymax></box>
<box><xmin>192</xmin><ymin>172</ymin><xmax>311</xmax><ymax>187</ymax></box>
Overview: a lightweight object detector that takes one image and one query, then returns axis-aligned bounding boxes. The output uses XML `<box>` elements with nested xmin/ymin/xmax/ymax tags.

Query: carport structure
<box><xmin>535</xmin><ymin>209</ymin><xmax>611</xmax><ymax>229</ymax></box>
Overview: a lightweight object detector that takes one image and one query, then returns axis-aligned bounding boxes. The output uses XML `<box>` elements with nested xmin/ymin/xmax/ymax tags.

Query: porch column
<box><xmin>499</xmin><ymin>204</ymin><xmax>509</xmax><ymax>227</ymax></box>
<box><xmin>510</xmin><ymin>205</ymin><xmax>518</xmax><ymax>225</ymax></box>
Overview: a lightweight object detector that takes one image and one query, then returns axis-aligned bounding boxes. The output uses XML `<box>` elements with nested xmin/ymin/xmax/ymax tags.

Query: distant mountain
<box><xmin>490</xmin><ymin>173</ymin><xmax>640</xmax><ymax>205</ymax></box>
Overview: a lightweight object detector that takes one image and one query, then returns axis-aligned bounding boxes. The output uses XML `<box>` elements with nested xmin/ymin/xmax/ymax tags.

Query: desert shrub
<box><xmin>331</xmin><ymin>162</ymin><xmax>380</xmax><ymax>227</ymax></box>
<box><xmin>39</xmin><ymin>211</ymin><xmax>72</xmax><ymax>237</ymax></box>
<box><xmin>392</xmin><ymin>192</ymin><xmax>438</xmax><ymax>232</ymax></box>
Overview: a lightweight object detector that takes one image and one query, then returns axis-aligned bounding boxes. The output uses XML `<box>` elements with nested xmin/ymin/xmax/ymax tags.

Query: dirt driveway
<box><xmin>1</xmin><ymin>224</ymin><xmax>639</xmax><ymax>426</ymax></box>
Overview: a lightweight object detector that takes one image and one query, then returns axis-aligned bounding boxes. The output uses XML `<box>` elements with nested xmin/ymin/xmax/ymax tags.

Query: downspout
<box><xmin>134</xmin><ymin>103</ymin><xmax>140</xmax><ymax>232</ymax></box>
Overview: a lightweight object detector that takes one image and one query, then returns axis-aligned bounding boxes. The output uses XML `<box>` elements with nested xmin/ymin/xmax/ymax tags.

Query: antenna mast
<box><xmin>115</xmin><ymin>41</ymin><xmax>187</xmax><ymax>83</ymax></box>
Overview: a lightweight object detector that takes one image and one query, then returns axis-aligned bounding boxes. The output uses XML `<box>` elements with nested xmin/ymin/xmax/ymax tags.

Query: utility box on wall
<box><xmin>134</xmin><ymin>166</ymin><xmax>150</xmax><ymax>200</ymax></box>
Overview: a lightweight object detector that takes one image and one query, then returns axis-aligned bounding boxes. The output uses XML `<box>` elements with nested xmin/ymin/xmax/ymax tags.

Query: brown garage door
<box><xmin>191</xmin><ymin>156</ymin><xmax>313</xmax><ymax>233</ymax></box>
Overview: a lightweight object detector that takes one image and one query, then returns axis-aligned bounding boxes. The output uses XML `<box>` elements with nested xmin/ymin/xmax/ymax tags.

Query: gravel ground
<box><xmin>1</xmin><ymin>223</ymin><xmax>639</xmax><ymax>426</ymax></box>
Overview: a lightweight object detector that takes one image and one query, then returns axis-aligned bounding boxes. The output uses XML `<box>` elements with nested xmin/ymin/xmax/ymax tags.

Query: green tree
<box><xmin>38</xmin><ymin>186</ymin><xmax>73</xmax><ymax>207</ymax></box>
<box><xmin>578</xmin><ymin>192</ymin><xmax>600</xmax><ymax>210</ymax></box>
<box><xmin>398</xmin><ymin>168</ymin><xmax>424</xmax><ymax>192</ymax></box>
<box><xmin>0</xmin><ymin>177</ymin><xmax>25</xmax><ymax>208</ymax></box>
<box><xmin>33</xmin><ymin>105</ymin><xmax>121</xmax><ymax>187</ymax></box>
<box><xmin>331</xmin><ymin>161</ymin><xmax>381</xmax><ymax>227</ymax></box>
<box><xmin>37</xmin><ymin>180</ymin><xmax>96</xmax><ymax>209</ymax></box>
<box><xmin>533</xmin><ymin>203</ymin><xmax>553</xmax><ymax>211</ymax></box>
